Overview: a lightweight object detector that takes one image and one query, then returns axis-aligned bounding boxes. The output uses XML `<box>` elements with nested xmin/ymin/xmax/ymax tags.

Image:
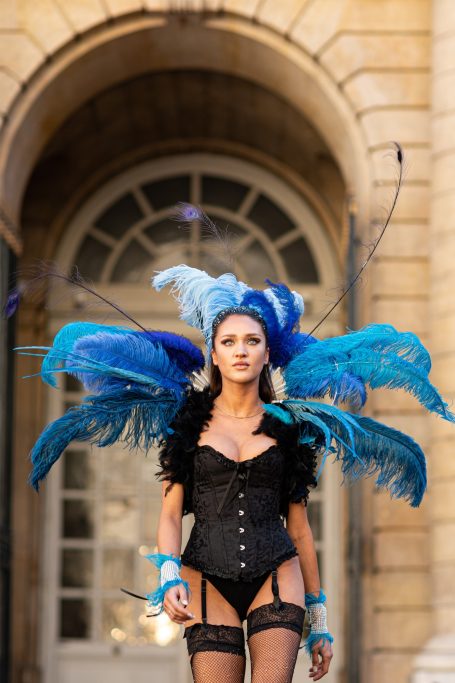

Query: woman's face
<box><xmin>211</xmin><ymin>314</ymin><xmax>269</xmax><ymax>385</ymax></box>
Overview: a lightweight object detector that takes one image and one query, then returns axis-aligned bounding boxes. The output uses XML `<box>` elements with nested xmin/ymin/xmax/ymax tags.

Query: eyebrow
<box><xmin>219</xmin><ymin>333</ymin><xmax>263</xmax><ymax>338</ymax></box>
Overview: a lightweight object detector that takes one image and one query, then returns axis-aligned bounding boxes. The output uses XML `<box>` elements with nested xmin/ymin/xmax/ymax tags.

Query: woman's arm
<box><xmin>157</xmin><ymin>481</ymin><xmax>194</xmax><ymax>623</ymax></box>
<box><xmin>286</xmin><ymin>501</ymin><xmax>321</xmax><ymax>595</ymax></box>
<box><xmin>287</xmin><ymin>501</ymin><xmax>333</xmax><ymax>681</ymax></box>
<box><xmin>157</xmin><ymin>480</ymin><xmax>184</xmax><ymax>555</ymax></box>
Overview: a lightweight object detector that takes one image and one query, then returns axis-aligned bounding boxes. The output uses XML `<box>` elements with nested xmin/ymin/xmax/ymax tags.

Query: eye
<box><xmin>247</xmin><ymin>338</ymin><xmax>260</xmax><ymax>344</ymax></box>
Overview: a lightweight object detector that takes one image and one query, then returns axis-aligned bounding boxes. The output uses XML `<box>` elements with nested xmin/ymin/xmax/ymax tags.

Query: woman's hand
<box><xmin>309</xmin><ymin>640</ymin><xmax>333</xmax><ymax>680</ymax></box>
<box><xmin>163</xmin><ymin>584</ymin><xmax>195</xmax><ymax>624</ymax></box>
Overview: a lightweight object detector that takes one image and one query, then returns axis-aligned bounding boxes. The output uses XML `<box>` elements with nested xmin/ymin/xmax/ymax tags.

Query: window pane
<box><xmin>95</xmin><ymin>194</ymin><xmax>143</xmax><ymax>239</ymax></box>
<box><xmin>202</xmin><ymin>176</ymin><xmax>248</xmax><ymax>210</ymax></box>
<box><xmin>236</xmin><ymin>241</ymin><xmax>278</xmax><ymax>282</ymax></box>
<box><xmin>102</xmin><ymin>498</ymin><xmax>139</xmax><ymax>543</ymax></box>
<box><xmin>63</xmin><ymin>500</ymin><xmax>95</xmax><ymax>539</ymax></box>
<box><xmin>102</xmin><ymin>548</ymin><xmax>135</xmax><ymax>589</ymax></box>
<box><xmin>63</xmin><ymin>450</ymin><xmax>96</xmax><ymax>490</ymax></box>
<box><xmin>102</xmin><ymin>599</ymin><xmax>135</xmax><ymax>643</ymax></box>
<box><xmin>60</xmin><ymin>598</ymin><xmax>91</xmax><ymax>639</ymax></box>
<box><xmin>144</xmin><ymin>218</ymin><xmax>189</xmax><ymax>246</ymax></box>
<box><xmin>75</xmin><ymin>236</ymin><xmax>110</xmax><ymax>281</ymax></box>
<box><xmin>142</xmin><ymin>176</ymin><xmax>190</xmax><ymax>210</ymax></box>
<box><xmin>280</xmin><ymin>239</ymin><xmax>319</xmax><ymax>283</ymax></box>
<box><xmin>198</xmin><ymin>214</ymin><xmax>247</xmax><ymax>277</ymax></box>
<box><xmin>101</xmin><ymin>449</ymin><xmax>136</xmax><ymax>491</ymax></box>
<box><xmin>248</xmin><ymin>195</ymin><xmax>294</xmax><ymax>240</ymax></box>
<box><xmin>61</xmin><ymin>549</ymin><xmax>93</xmax><ymax>587</ymax></box>
<box><xmin>111</xmin><ymin>240</ymin><xmax>152</xmax><ymax>283</ymax></box>
<box><xmin>151</xmin><ymin>245</ymin><xmax>191</xmax><ymax>272</ymax></box>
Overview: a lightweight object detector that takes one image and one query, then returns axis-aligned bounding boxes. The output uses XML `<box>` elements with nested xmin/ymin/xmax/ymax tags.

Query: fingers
<box><xmin>308</xmin><ymin>643</ymin><xmax>333</xmax><ymax>680</ymax></box>
<box><xmin>163</xmin><ymin>586</ymin><xmax>195</xmax><ymax>624</ymax></box>
<box><xmin>179</xmin><ymin>583</ymin><xmax>189</xmax><ymax>607</ymax></box>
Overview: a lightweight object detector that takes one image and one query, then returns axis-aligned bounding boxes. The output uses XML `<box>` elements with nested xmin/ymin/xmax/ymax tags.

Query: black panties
<box><xmin>184</xmin><ymin>570</ymin><xmax>306</xmax><ymax>681</ymax></box>
<box><xmin>202</xmin><ymin>570</ymin><xmax>270</xmax><ymax>622</ymax></box>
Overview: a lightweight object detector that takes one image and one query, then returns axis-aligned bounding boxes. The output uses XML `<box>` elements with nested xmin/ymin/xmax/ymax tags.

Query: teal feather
<box><xmin>303</xmin><ymin>632</ymin><xmax>334</xmax><ymax>657</ymax></box>
<box><xmin>40</xmin><ymin>322</ymin><xmax>131</xmax><ymax>387</ymax></box>
<box><xmin>285</xmin><ymin>340</ymin><xmax>455</xmax><ymax>422</ymax></box>
<box><xmin>269</xmin><ymin>399</ymin><xmax>427</xmax><ymax>507</ymax></box>
<box><xmin>16</xmin><ymin>334</ymin><xmax>190</xmax><ymax>395</ymax></box>
<box><xmin>28</xmin><ymin>388</ymin><xmax>184</xmax><ymax>491</ymax></box>
<box><xmin>262</xmin><ymin>403</ymin><xmax>294</xmax><ymax>425</ymax></box>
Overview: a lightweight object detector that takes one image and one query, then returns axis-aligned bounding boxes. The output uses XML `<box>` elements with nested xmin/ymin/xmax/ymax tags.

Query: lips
<box><xmin>233</xmin><ymin>363</ymin><xmax>249</xmax><ymax>367</ymax></box>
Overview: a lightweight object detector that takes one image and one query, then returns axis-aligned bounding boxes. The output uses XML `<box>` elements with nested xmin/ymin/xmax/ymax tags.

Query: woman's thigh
<box><xmin>181</xmin><ymin>564</ymin><xmax>242</xmax><ymax>628</ymax></box>
<box><xmin>246</xmin><ymin>556</ymin><xmax>305</xmax><ymax>615</ymax></box>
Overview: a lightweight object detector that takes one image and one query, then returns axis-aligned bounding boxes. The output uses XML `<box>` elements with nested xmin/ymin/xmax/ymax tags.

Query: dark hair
<box><xmin>209</xmin><ymin>362</ymin><xmax>276</xmax><ymax>403</ymax></box>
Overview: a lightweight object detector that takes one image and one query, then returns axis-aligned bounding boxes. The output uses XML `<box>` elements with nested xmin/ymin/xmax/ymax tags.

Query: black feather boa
<box><xmin>156</xmin><ymin>386</ymin><xmax>318</xmax><ymax>517</ymax></box>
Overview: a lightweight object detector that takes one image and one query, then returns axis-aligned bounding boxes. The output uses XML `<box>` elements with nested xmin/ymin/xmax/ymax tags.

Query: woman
<box><xmin>155</xmin><ymin>311</ymin><xmax>333</xmax><ymax>682</ymax></box>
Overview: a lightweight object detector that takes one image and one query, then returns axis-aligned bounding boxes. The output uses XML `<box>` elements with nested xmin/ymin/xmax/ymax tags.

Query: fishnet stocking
<box><xmin>191</xmin><ymin>650</ymin><xmax>246</xmax><ymax>683</ymax></box>
<box><xmin>185</xmin><ymin>623</ymin><xmax>246</xmax><ymax>683</ymax></box>
<box><xmin>247</xmin><ymin>602</ymin><xmax>305</xmax><ymax>683</ymax></box>
<box><xmin>248</xmin><ymin>626</ymin><xmax>302</xmax><ymax>683</ymax></box>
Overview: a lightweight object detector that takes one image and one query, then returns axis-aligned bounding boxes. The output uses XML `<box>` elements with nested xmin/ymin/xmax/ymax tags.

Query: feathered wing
<box><xmin>28</xmin><ymin>389</ymin><xmax>183</xmax><ymax>491</ymax></box>
<box><xmin>284</xmin><ymin>323</ymin><xmax>455</xmax><ymax>422</ymax></box>
<box><xmin>16</xmin><ymin>324</ymin><xmax>205</xmax><ymax>490</ymax></box>
<box><xmin>39</xmin><ymin>322</ymin><xmax>132</xmax><ymax>387</ymax></box>
<box><xmin>264</xmin><ymin>400</ymin><xmax>427</xmax><ymax>507</ymax></box>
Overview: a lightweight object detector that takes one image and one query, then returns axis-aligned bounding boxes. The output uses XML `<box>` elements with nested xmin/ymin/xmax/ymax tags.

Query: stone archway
<box><xmin>5</xmin><ymin>10</ymin><xmax>372</xmax><ymax>683</ymax></box>
<box><xmin>0</xmin><ymin>12</ymin><xmax>370</xmax><ymax>227</ymax></box>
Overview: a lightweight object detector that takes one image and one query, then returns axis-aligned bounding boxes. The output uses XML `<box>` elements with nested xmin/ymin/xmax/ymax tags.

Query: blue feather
<box><xmin>268</xmin><ymin>399</ymin><xmax>427</xmax><ymax>507</ymax></box>
<box><xmin>151</xmin><ymin>264</ymin><xmax>307</xmax><ymax>368</ymax></box>
<box><xmin>40</xmin><ymin>322</ymin><xmax>131</xmax><ymax>387</ymax></box>
<box><xmin>72</xmin><ymin>333</ymin><xmax>189</xmax><ymax>393</ymax></box>
<box><xmin>262</xmin><ymin>403</ymin><xmax>294</xmax><ymax>425</ymax></box>
<box><xmin>16</xmin><ymin>331</ymin><xmax>202</xmax><ymax>395</ymax></box>
<box><xmin>28</xmin><ymin>388</ymin><xmax>184</xmax><ymax>491</ymax></box>
<box><xmin>284</xmin><ymin>326</ymin><xmax>455</xmax><ymax>422</ymax></box>
<box><xmin>152</xmin><ymin>265</ymin><xmax>244</xmax><ymax>345</ymax></box>
<box><xmin>139</xmin><ymin>331</ymin><xmax>204</xmax><ymax>373</ymax></box>
<box><xmin>347</xmin><ymin>415</ymin><xmax>427</xmax><ymax>506</ymax></box>
<box><xmin>264</xmin><ymin>279</ymin><xmax>303</xmax><ymax>334</ymax></box>
<box><xmin>28</xmin><ymin>323</ymin><xmax>203</xmax><ymax>388</ymax></box>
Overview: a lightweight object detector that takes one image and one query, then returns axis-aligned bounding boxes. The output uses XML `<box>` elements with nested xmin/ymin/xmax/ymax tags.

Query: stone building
<box><xmin>0</xmin><ymin>1</ymin><xmax>454</xmax><ymax>682</ymax></box>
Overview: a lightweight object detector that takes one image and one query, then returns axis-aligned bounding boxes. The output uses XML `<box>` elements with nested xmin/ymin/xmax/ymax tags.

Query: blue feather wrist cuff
<box><xmin>304</xmin><ymin>588</ymin><xmax>327</xmax><ymax>606</ymax></box>
<box><xmin>144</xmin><ymin>553</ymin><xmax>188</xmax><ymax>615</ymax></box>
<box><xmin>145</xmin><ymin>578</ymin><xmax>190</xmax><ymax>613</ymax></box>
<box><xmin>304</xmin><ymin>589</ymin><xmax>334</xmax><ymax>656</ymax></box>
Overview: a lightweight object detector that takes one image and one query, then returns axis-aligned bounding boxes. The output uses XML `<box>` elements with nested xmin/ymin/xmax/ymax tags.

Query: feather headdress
<box><xmin>152</xmin><ymin>263</ymin><xmax>308</xmax><ymax>368</ymax></box>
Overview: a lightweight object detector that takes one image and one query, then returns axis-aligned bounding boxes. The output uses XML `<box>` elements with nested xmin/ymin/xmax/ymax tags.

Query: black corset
<box><xmin>181</xmin><ymin>444</ymin><xmax>298</xmax><ymax>581</ymax></box>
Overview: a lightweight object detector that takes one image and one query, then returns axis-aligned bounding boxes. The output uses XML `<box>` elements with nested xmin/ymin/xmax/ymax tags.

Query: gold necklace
<box><xmin>214</xmin><ymin>403</ymin><xmax>264</xmax><ymax>419</ymax></box>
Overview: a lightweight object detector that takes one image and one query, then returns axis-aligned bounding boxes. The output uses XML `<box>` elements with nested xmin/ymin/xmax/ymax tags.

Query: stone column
<box><xmin>412</xmin><ymin>1</ymin><xmax>455</xmax><ymax>680</ymax></box>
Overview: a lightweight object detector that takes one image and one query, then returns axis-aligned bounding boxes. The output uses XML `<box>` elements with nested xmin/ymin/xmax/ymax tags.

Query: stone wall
<box><xmin>0</xmin><ymin>2</ymin><xmax>445</xmax><ymax>682</ymax></box>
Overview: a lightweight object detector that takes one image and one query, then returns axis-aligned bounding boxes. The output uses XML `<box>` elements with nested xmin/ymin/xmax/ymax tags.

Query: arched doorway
<box><xmin>37</xmin><ymin>153</ymin><xmax>343</xmax><ymax>682</ymax></box>
<box><xmin>4</xmin><ymin>13</ymin><xmax>371</xmax><ymax>683</ymax></box>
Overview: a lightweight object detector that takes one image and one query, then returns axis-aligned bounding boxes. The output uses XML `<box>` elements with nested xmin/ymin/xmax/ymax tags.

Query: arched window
<box><xmin>43</xmin><ymin>154</ymin><xmax>341</xmax><ymax>676</ymax></box>
<box><xmin>62</xmin><ymin>155</ymin><xmax>333</xmax><ymax>290</ymax></box>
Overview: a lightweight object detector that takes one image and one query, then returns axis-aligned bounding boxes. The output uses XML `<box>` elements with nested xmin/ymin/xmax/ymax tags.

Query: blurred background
<box><xmin>0</xmin><ymin>1</ymin><xmax>454</xmax><ymax>682</ymax></box>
